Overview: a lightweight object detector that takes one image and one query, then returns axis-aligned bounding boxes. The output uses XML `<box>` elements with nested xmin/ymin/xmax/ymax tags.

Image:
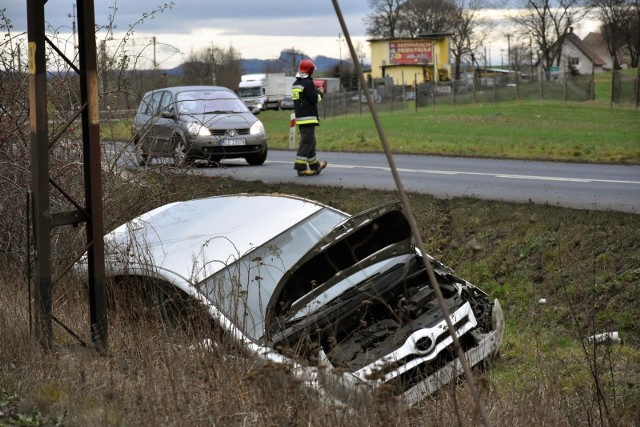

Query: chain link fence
<box><xmin>612</xmin><ymin>69</ymin><xmax>640</xmax><ymax>106</ymax></box>
<box><xmin>318</xmin><ymin>67</ymin><xmax>639</xmax><ymax>118</ymax></box>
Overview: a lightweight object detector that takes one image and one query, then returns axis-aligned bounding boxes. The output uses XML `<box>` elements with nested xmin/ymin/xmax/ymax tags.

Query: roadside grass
<box><xmin>259</xmin><ymin>99</ymin><xmax>639</xmax><ymax>164</ymax></box>
<box><xmin>1</xmin><ymin>172</ymin><xmax>639</xmax><ymax>425</ymax></box>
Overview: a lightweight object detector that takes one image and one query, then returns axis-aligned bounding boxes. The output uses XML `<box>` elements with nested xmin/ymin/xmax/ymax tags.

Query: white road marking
<box><xmin>266</xmin><ymin>160</ymin><xmax>640</xmax><ymax>185</ymax></box>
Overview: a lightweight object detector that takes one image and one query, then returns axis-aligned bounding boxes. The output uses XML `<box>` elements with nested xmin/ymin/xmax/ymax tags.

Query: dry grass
<box><xmin>1</xmin><ymin>172</ymin><xmax>639</xmax><ymax>426</ymax></box>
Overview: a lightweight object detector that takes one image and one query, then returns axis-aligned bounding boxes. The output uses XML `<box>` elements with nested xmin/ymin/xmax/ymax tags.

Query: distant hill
<box><xmin>157</xmin><ymin>50</ymin><xmax>361</xmax><ymax>78</ymax></box>
<box><xmin>240</xmin><ymin>50</ymin><xmax>344</xmax><ymax>74</ymax></box>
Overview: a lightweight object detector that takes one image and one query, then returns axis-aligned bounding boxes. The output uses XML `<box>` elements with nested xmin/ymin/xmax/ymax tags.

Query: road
<box><xmin>119</xmin><ymin>147</ymin><xmax>640</xmax><ymax>214</ymax></box>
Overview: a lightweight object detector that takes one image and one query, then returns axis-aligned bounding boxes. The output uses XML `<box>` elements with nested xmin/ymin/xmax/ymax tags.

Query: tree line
<box><xmin>364</xmin><ymin>0</ymin><xmax>639</xmax><ymax>80</ymax></box>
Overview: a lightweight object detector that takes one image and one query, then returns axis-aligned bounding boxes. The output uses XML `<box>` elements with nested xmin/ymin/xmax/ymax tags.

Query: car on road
<box><xmin>132</xmin><ymin>86</ymin><xmax>268</xmax><ymax>166</ymax></box>
<box><xmin>278</xmin><ymin>95</ymin><xmax>294</xmax><ymax>110</ymax></box>
<box><xmin>91</xmin><ymin>194</ymin><xmax>504</xmax><ymax>405</ymax></box>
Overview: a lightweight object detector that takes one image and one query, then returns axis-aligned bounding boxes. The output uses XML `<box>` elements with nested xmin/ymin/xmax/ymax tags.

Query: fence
<box><xmin>318</xmin><ymin>68</ymin><xmax>639</xmax><ymax>118</ymax></box>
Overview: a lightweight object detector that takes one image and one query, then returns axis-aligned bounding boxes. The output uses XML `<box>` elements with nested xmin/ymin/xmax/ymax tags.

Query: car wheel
<box><xmin>173</xmin><ymin>134</ymin><xmax>189</xmax><ymax>167</ymax></box>
<box><xmin>134</xmin><ymin>140</ymin><xmax>149</xmax><ymax>166</ymax></box>
<box><xmin>245</xmin><ymin>144</ymin><xmax>268</xmax><ymax>166</ymax></box>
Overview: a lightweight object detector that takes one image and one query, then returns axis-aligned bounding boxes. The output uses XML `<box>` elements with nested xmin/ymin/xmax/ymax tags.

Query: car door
<box><xmin>154</xmin><ymin>91</ymin><xmax>176</xmax><ymax>154</ymax></box>
<box><xmin>134</xmin><ymin>91</ymin><xmax>163</xmax><ymax>156</ymax></box>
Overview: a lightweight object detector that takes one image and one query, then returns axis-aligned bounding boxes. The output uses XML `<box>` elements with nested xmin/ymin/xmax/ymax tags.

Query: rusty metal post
<box><xmin>77</xmin><ymin>0</ymin><xmax>109</xmax><ymax>353</ymax></box>
<box><xmin>27</xmin><ymin>0</ymin><xmax>52</xmax><ymax>350</ymax></box>
<box><xmin>27</xmin><ymin>0</ymin><xmax>108</xmax><ymax>353</ymax></box>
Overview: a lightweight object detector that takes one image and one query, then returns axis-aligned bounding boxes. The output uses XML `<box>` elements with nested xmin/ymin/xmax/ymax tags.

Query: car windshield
<box><xmin>176</xmin><ymin>90</ymin><xmax>248</xmax><ymax>114</ymax></box>
<box><xmin>198</xmin><ymin>207</ymin><xmax>347</xmax><ymax>341</ymax></box>
<box><xmin>237</xmin><ymin>87</ymin><xmax>262</xmax><ymax>97</ymax></box>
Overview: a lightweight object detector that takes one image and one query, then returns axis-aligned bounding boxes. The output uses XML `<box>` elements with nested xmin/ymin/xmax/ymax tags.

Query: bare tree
<box><xmin>401</xmin><ymin>0</ymin><xmax>458</xmax><ymax>36</ymax></box>
<box><xmin>182</xmin><ymin>44</ymin><xmax>243</xmax><ymax>89</ymax></box>
<box><xmin>592</xmin><ymin>0</ymin><xmax>640</xmax><ymax>68</ymax></box>
<box><xmin>448</xmin><ymin>0</ymin><xmax>490</xmax><ymax>80</ymax></box>
<box><xmin>512</xmin><ymin>0</ymin><xmax>589</xmax><ymax>77</ymax></box>
<box><xmin>365</xmin><ymin>0</ymin><xmax>407</xmax><ymax>37</ymax></box>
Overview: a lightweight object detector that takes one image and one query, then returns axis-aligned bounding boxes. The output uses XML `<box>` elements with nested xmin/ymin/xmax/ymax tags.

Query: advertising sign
<box><xmin>389</xmin><ymin>41</ymin><xmax>433</xmax><ymax>64</ymax></box>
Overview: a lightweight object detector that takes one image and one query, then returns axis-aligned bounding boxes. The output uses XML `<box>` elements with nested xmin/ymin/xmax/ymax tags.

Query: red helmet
<box><xmin>298</xmin><ymin>59</ymin><xmax>316</xmax><ymax>75</ymax></box>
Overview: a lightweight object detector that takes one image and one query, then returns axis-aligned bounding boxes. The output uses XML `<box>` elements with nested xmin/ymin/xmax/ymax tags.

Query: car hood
<box><xmin>182</xmin><ymin>112</ymin><xmax>257</xmax><ymax>129</ymax></box>
<box><xmin>265</xmin><ymin>200</ymin><xmax>415</xmax><ymax>336</ymax></box>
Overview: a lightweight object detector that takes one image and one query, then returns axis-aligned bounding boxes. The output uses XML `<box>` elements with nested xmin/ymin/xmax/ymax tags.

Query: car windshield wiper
<box><xmin>202</xmin><ymin>110</ymin><xmax>233</xmax><ymax>114</ymax></box>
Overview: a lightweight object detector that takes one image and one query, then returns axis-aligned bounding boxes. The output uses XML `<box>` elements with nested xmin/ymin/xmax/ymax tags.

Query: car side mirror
<box><xmin>161</xmin><ymin>110</ymin><xmax>176</xmax><ymax>119</ymax></box>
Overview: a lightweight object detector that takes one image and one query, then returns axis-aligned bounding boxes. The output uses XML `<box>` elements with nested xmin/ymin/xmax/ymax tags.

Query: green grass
<box><xmin>101</xmin><ymin>82</ymin><xmax>639</xmax><ymax>164</ymax></box>
<box><xmin>258</xmin><ymin>99</ymin><xmax>640</xmax><ymax>164</ymax></box>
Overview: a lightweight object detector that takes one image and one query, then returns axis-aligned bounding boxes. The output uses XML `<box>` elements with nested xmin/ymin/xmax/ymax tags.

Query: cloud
<box><xmin>0</xmin><ymin>0</ymin><xmax>371</xmax><ymax>65</ymax></box>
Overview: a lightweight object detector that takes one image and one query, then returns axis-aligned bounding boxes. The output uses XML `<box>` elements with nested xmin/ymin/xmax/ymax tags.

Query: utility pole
<box><xmin>507</xmin><ymin>33</ymin><xmax>512</xmax><ymax>82</ymax></box>
<box><xmin>68</xmin><ymin>4</ymin><xmax>78</xmax><ymax>55</ymax></box>
<box><xmin>209</xmin><ymin>46</ymin><xmax>216</xmax><ymax>85</ymax></box>
<box><xmin>153</xmin><ymin>36</ymin><xmax>157</xmax><ymax>69</ymax></box>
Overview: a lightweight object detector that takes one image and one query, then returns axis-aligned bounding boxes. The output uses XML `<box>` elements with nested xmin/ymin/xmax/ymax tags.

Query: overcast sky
<box><xmin>1</xmin><ymin>0</ymin><xmax>600</xmax><ymax>70</ymax></box>
<box><xmin>0</xmin><ymin>0</ymin><xmax>373</xmax><ymax>69</ymax></box>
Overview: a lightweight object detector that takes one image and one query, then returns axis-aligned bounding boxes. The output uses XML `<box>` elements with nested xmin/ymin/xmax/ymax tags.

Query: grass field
<box><xmin>254</xmin><ymin>99</ymin><xmax>639</xmax><ymax>164</ymax></box>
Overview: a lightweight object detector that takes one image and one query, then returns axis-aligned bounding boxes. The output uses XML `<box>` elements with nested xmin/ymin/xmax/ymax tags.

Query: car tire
<box><xmin>245</xmin><ymin>144</ymin><xmax>268</xmax><ymax>166</ymax></box>
<box><xmin>172</xmin><ymin>134</ymin><xmax>189</xmax><ymax>167</ymax></box>
<box><xmin>134</xmin><ymin>139</ymin><xmax>149</xmax><ymax>166</ymax></box>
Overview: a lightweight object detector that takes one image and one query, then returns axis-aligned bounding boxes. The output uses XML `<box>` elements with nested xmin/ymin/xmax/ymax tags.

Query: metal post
<box><xmin>27</xmin><ymin>0</ymin><xmax>53</xmax><ymax>350</ymax></box>
<box><xmin>77</xmin><ymin>0</ymin><xmax>109</xmax><ymax>353</ymax></box>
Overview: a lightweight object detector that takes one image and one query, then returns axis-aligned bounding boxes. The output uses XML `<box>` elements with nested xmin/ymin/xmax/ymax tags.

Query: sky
<box><xmin>0</xmin><ymin>0</ymin><xmax>373</xmax><ymax>69</ymax></box>
<box><xmin>1</xmin><ymin>0</ymin><xmax>600</xmax><ymax>70</ymax></box>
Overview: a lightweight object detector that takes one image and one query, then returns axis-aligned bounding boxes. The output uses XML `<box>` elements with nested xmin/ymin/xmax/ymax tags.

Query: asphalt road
<box><xmin>110</xmin><ymin>143</ymin><xmax>639</xmax><ymax>214</ymax></box>
<box><xmin>168</xmin><ymin>150</ymin><xmax>639</xmax><ymax>214</ymax></box>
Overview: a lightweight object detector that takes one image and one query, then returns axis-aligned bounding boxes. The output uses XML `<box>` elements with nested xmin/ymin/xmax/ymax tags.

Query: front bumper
<box><xmin>292</xmin><ymin>299</ymin><xmax>505</xmax><ymax>406</ymax></box>
<box><xmin>187</xmin><ymin>136</ymin><xmax>267</xmax><ymax>158</ymax></box>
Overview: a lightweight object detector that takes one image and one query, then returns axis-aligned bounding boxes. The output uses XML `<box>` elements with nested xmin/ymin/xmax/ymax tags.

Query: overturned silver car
<box><xmin>98</xmin><ymin>194</ymin><xmax>503</xmax><ymax>405</ymax></box>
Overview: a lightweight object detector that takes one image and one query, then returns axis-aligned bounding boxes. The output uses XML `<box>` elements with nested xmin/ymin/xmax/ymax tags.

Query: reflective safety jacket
<box><xmin>292</xmin><ymin>76</ymin><xmax>321</xmax><ymax>126</ymax></box>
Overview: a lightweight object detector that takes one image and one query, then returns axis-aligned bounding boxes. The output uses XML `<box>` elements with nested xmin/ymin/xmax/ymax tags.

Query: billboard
<box><xmin>389</xmin><ymin>41</ymin><xmax>433</xmax><ymax>64</ymax></box>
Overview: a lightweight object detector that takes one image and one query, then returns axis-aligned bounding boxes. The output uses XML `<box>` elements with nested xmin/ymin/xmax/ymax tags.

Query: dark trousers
<box><xmin>294</xmin><ymin>124</ymin><xmax>319</xmax><ymax>171</ymax></box>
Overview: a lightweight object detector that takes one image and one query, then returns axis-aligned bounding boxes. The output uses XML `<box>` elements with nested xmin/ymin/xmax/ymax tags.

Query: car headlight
<box><xmin>187</xmin><ymin>122</ymin><xmax>211</xmax><ymax>137</ymax></box>
<box><xmin>250</xmin><ymin>120</ymin><xmax>265</xmax><ymax>135</ymax></box>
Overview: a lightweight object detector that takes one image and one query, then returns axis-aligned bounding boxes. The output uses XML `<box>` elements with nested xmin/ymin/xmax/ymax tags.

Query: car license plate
<box><xmin>221</xmin><ymin>139</ymin><xmax>246</xmax><ymax>146</ymax></box>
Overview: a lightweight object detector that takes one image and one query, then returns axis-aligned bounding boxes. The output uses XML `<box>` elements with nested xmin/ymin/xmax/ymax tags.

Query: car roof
<box><xmin>105</xmin><ymin>194</ymin><xmax>345</xmax><ymax>286</ymax></box>
<box><xmin>142</xmin><ymin>86</ymin><xmax>235</xmax><ymax>98</ymax></box>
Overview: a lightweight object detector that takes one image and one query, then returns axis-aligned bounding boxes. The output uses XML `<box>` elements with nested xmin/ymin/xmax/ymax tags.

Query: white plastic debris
<box><xmin>587</xmin><ymin>331</ymin><xmax>623</xmax><ymax>345</ymax></box>
<box><xmin>538</xmin><ymin>298</ymin><xmax>547</xmax><ymax>304</ymax></box>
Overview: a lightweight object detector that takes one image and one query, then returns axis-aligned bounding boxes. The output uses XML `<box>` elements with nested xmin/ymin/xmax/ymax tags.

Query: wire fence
<box><xmin>317</xmin><ymin>68</ymin><xmax>639</xmax><ymax>118</ymax></box>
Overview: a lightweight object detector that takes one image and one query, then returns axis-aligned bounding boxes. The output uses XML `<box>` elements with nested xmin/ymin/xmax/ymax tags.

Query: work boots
<box><xmin>297</xmin><ymin>161</ymin><xmax>327</xmax><ymax>176</ymax></box>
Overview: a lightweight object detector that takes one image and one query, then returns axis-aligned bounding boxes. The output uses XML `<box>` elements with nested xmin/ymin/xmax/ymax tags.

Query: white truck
<box><xmin>238</xmin><ymin>73</ymin><xmax>296</xmax><ymax>111</ymax></box>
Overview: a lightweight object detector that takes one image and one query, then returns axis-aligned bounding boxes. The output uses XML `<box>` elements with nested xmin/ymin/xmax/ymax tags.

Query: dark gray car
<box><xmin>132</xmin><ymin>86</ymin><xmax>268</xmax><ymax>166</ymax></box>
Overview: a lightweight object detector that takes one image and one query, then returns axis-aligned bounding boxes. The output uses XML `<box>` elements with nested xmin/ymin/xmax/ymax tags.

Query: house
<box><xmin>543</xmin><ymin>27</ymin><xmax>607</xmax><ymax>77</ymax></box>
<box><xmin>582</xmin><ymin>32</ymin><xmax>632</xmax><ymax>70</ymax></box>
<box><xmin>582</xmin><ymin>32</ymin><xmax>615</xmax><ymax>71</ymax></box>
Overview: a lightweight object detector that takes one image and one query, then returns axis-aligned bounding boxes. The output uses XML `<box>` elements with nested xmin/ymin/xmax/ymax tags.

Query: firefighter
<box><xmin>291</xmin><ymin>59</ymin><xmax>327</xmax><ymax>176</ymax></box>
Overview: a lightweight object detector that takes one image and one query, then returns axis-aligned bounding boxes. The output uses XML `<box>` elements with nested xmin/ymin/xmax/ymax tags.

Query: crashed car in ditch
<box><xmin>95</xmin><ymin>194</ymin><xmax>503</xmax><ymax>405</ymax></box>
